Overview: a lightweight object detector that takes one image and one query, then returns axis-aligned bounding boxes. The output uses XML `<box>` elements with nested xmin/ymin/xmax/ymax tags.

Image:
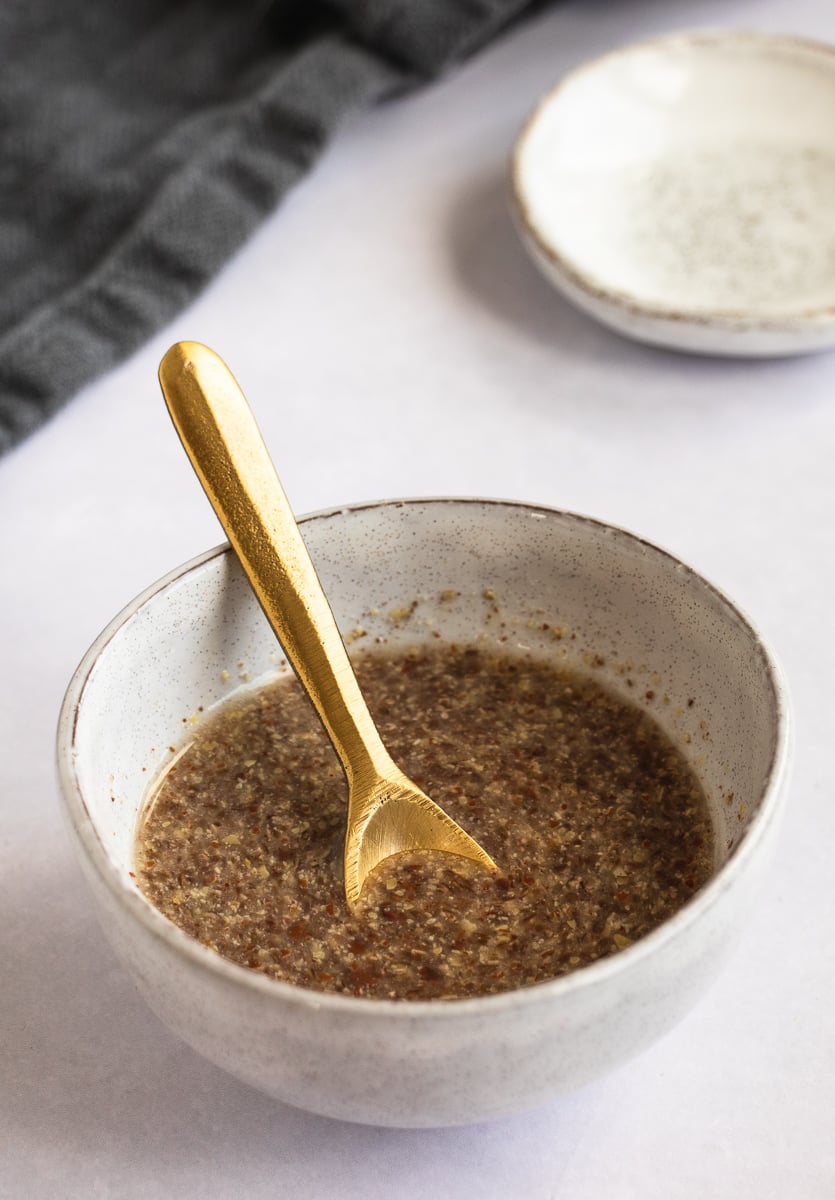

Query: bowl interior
<box><xmin>515</xmin><ymin>32</ymin><xmax>835</xmax><ymax>318</ymax></box>
<box><xmin>69</xmin><ymin>501</ymin><xmax>781</xmax><ymax>906</ymax></box>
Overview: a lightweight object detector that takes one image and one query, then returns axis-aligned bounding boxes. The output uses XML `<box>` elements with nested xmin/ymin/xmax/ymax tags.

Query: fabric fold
<box><xmin>0</xmin><ymin>0</ymin><xmax>542</xmax><ymax>455</ymax></box>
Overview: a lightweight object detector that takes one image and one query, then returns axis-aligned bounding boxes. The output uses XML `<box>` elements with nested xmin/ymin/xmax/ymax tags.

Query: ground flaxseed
<box><xmin>136</xmin><ymin>643</ymin><xmax>712</xmax><ymax>1000</ymax></box>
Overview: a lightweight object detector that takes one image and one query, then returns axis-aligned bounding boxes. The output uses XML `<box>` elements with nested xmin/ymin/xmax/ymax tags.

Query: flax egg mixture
<box><xmin>136</xmin><ymin>641</ymin><xmax>713</xmax><ymax>1001</ymax></box>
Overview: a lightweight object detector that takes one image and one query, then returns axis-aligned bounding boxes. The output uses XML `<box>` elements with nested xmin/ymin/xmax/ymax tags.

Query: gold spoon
<box><xmin>159</xmin><ymin>341</ymin><xmax>497</xmax><ymax>908</ymax></box>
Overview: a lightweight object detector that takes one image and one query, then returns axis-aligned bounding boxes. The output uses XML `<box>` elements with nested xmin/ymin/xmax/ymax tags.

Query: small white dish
<box><xmin>512</xmin><ymin>31</ymin><xmax>835</xmax><ymax>356</ymax></box>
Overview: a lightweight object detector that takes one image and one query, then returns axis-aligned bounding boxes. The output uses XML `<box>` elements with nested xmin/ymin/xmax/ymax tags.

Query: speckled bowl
<box><xmin>512</xmin><ymin>31</ymin><xmax>835</xmax><ymax>356</ymax></box>
<box><xmin>57</xmin><ymin>499</ymin><xmax>790</xmax><ymax>1126</ymax></box>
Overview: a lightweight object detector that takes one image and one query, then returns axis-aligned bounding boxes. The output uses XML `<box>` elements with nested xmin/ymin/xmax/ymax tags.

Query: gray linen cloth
<box><xmin>0</xmin><ymin>0</ymin><xmax>542</xmax><ymax>456</ymax></box>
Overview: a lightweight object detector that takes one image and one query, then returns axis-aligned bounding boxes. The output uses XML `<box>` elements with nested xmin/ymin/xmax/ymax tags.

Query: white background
<box><xmin>1</xmin><ymin>0</ymin><xmax>833</xmax><ymax>1196</ymax></box>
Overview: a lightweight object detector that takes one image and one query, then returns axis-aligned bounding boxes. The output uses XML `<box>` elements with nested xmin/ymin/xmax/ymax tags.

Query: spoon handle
<box><xmin>159</xmin><ymin>341</ymin><xmax>391</xmax><ymax>787</ymax></box>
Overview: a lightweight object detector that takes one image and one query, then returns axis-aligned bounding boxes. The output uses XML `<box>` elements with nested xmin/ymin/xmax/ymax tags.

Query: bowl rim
<box><xmin>511</xmin><ymin>28</ymin><xmax>835</xmax><ymax>335</ymax></box>
<box><xmin>56</xmin><ymin>496</ymin><xmax>792</xmax><ymax>1019</ymax></box>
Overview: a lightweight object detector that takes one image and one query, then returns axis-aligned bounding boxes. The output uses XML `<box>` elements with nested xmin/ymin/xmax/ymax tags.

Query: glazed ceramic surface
<box><xmin>512</xmin><ymin>31</ymin><xmax>835</xmax><ymax>356</ymax></box>
<box><xmin>57</xmin><ymin>500</ymin><xmax>790</xmax><ymax>1126</ymax></box>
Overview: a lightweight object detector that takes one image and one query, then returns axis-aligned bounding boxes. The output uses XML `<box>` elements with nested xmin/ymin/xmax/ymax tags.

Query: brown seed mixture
<box><xmin>136</xmin><ymin>644</ymin><xmax>712</xmax><ymax>1000</ymax></box>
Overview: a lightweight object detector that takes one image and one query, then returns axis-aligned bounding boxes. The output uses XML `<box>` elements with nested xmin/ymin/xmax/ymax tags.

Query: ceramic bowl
<box><xmin>57</xmin><ymin>499</ymin><xmax>790</xmax><ymax>1127</ymax></box>
<box><xmin>512</xmin><ymin>31</ymin><xmax>835</xmax><ymax>356</ymax></box>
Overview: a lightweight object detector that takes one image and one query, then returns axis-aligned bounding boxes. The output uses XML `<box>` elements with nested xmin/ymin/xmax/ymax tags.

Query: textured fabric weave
<box><xmin>0</xmin><ymin>0</ymin><xmax>540</xmax><ymax>455</ymax></box>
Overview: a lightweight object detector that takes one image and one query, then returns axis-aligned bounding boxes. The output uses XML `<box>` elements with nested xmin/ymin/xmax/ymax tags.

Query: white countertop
<box><xmin>2</xmin><ymin>0</ymin><xmax>833</xmax><ymax>1195</ymax></box>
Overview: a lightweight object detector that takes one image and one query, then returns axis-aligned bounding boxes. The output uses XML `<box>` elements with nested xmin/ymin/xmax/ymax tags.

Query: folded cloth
<box><xmin>0</xmin><ymin>0</ymin><xmax>543</xmax><ymax>456</ymax></box>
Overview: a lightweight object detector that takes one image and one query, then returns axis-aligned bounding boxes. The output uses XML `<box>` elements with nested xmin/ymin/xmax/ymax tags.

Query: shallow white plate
<box><xmin>512</xmin><ymin>31</ymin><xmax>835</xmax><ymax>356</ymax></box>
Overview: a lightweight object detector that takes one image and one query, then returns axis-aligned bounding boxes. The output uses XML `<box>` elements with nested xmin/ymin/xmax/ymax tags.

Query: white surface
<box><xmin>513</xmin><ymin>30</ymin><xmax>835</xmax><ymax>354</ymax></box>
<box><xmin>1</xmin><ymin>0</ymin><xmax>833</xmax><ymax>1193</ymax></box>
